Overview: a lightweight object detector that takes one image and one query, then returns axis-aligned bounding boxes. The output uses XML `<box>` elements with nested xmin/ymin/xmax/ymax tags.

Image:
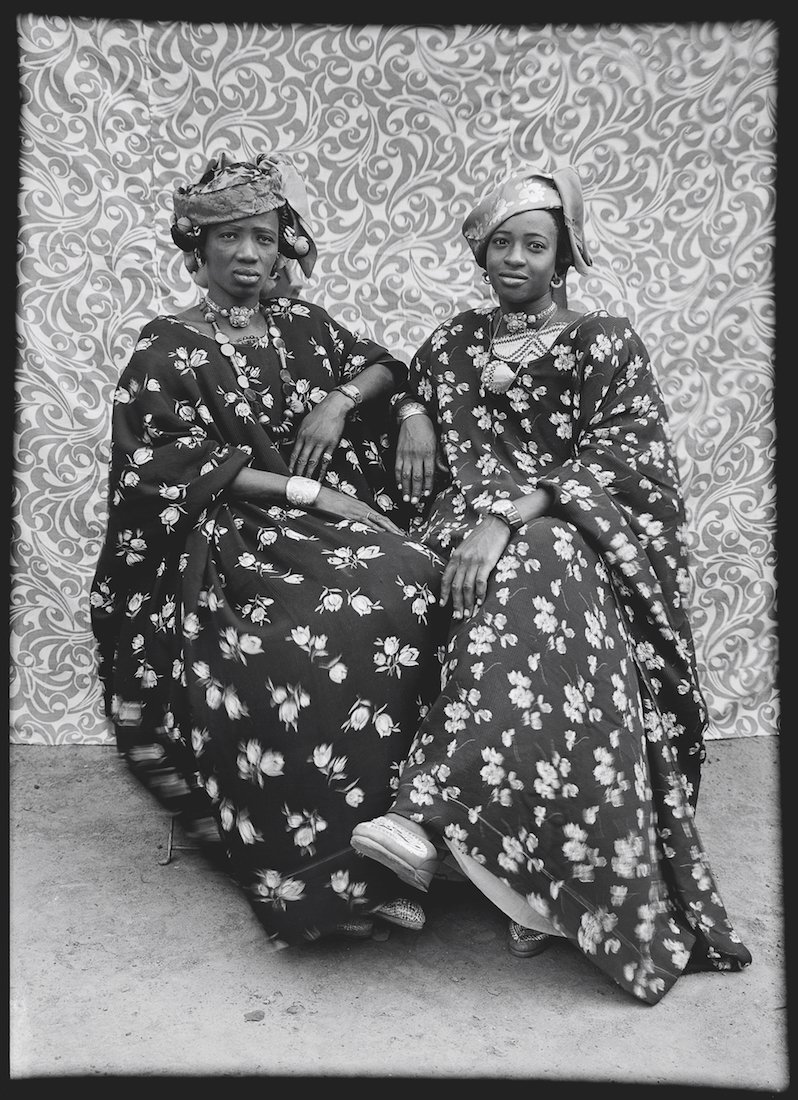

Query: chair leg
<box><xmin>157</xmin><ymin>815</ymin><xmax>201</xmax><ymax>865</ymax></box>
<box><xmin>157</xmin><ymin>816</ymin><xmax>176</xmax><ymax>865</ymax></box>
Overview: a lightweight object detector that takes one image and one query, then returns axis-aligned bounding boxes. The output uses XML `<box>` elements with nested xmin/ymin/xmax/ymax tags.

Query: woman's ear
<box><xmin>552</xmin><ymin>270</ymin><xmax>569</xmax><ymax>309</ymax></box>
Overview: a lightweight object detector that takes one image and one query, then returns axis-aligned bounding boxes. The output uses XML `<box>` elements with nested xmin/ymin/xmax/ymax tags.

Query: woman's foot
<box><xmin>351</xmin><ymin>814</ymin><xmax>439</xmax><ymax>892</ymax></box>
<box><xmin>371</xmin><ymin>896</ymin><xmax>426</xmax><ymax>931</ymax></box>
<box><xmin>507</xmin><ymin>920</ymin><xmax>553</xmax><ymax>958</ymax></box>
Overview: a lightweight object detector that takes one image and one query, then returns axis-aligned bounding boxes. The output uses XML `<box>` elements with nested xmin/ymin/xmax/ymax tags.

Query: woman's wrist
<box><xmin>285</xmin><ymin>475</ymin><xmax>322</xmax><ymax>507</ymax></box>
<box><xmin>488</xmin><ymin>487</ymin><xmax>551</xmax><ymax>531</ymax></box>
<box><xmin>331</xmin><ymin>382</ymin><xmax>363</xmax><ymax>412</ymax></box>
<box><xmin>396</xmin><ymin>398</ymin><xmax>429</xmax><ymax>424</ymax></box>
<box><xmin>488</xmin><ymin>498</ymin><xmax>525</xmax><ymax>531</ymax></box>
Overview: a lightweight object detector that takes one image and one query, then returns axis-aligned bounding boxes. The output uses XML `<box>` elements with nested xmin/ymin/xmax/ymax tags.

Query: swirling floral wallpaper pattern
<box><xmin>13</xmin><ymin>18</ymin><xmax>777</xmax><ymax>744</ymax></box>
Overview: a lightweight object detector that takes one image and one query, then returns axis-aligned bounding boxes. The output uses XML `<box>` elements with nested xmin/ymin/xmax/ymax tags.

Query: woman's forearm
<box><xmin>332</xmin><ymin>361</ymin><xmax>402</xmax><ymax>404</ymax></box>
<box><xmin>229</xmin><ymin>467</ymin><xmax>291</xmax><ymax>504</ymax></box>
<box><xmin>515</xmin><ymin>487</ymin><xmax>553</xmax><ymax>524</ymax></box>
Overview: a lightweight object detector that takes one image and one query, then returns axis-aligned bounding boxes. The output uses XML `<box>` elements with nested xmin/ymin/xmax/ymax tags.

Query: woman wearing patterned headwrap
<box><xmin>90</xmin><ymin>151</ymin><xmax>445</xmax><ymax>945</ymax></box>
<box><xmin>351</xmin><ymin>163</ymin><xmax>752</xmax><ymax>1003</ymax></box>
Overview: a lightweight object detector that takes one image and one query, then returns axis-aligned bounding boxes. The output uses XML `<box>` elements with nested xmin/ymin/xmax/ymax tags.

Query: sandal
<box><xmin>371</xmin><ymin>896</ymin><xmax>426</xmax><ymax>931</ymax></box>
<box><xmin>351</xmin><ymin>815</ymin><xmax>439</xmax><ymax>892</ymax></box>
<box><xmin>507</xmin><ymin>920</ymin><xmax>553</xmax><ymax>958</ymax></box>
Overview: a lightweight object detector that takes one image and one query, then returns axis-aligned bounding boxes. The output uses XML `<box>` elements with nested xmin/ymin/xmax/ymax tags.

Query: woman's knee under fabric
<box><xmin>440</xmin><ymin>515</ymin><xmax>628</xmax><ymax>689</ymax></box>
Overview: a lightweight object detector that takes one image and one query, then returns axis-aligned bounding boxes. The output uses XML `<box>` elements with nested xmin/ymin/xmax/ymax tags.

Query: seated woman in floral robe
<box><xmin>352</xmin><ymin>163</ymin><xmax>752</xmax><ymax>1004</ymax></box>
<box><xmin>90</xmin><ymin>151</ymin><xmax>444</xmax><ymax>946</ymax></box>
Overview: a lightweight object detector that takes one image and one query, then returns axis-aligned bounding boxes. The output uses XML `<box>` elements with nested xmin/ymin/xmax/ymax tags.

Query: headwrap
<box><xmin>171</xmin><ymin>151</ymin><xmax>318</xmax><ymax>279</ymax></box>
<box><xmin>462</xmin><ymin>163</ymin><xmax>592</xmax><ymax>275</ymax></box>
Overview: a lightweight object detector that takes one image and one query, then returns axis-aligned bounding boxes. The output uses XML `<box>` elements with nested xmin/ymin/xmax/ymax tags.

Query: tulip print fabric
<box><xmin>391</xmin><ymin>308</ymin><xmax>752</xmax><ymax>1003</ymax></box>
<box><xmin>90</xmin><ymin>298</ymin><xmax>444</xmax><ymax>945</ymax></box>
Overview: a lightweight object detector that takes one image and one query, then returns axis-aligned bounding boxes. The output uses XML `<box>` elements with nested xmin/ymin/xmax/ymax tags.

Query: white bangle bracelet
<box><xmin>396</xmin><ymin>401</ymin><xmax>429</xmax><ymax>423</ymax></box>
<box><xmin>285</xmin><ymin>475</ymin><xmax>321</xmax><ymax>507</ymax></box>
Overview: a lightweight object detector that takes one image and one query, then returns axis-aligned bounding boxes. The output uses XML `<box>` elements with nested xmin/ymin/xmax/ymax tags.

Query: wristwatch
<box><xmin>488</xmin><ymin>498</ymin><xmax>525</xmax><ymax>531</ymax></box>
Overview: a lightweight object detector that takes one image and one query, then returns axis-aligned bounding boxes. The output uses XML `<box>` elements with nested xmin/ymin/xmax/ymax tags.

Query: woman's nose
<box><xmin>236</xmin><ymin>237</ymin><xmax>259</xmax><ymax>260</ymax></box>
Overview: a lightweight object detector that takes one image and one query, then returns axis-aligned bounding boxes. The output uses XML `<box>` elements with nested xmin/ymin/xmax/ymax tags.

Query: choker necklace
<box><xmin>503</xmin><ymin>301</ymin><xmax>557</xmax><ymax>335</ymax></box>
<box><xmin>202</xmin><ymin>300</ymin><xmax>299</xmax><ymax>440</ymax></box>
<box><xmin>202</xmin><ymin>294</ymin><xmax>258</xmax><ymax>329</ymax></box>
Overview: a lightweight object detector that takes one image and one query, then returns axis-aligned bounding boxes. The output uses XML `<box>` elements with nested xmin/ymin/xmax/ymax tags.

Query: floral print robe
<box><xmin>391</xmin><ymin>306</ymin><xmax>751</xmax><ymax>1004</ymax></box>
<box><xmin>90</xmin><ymin>298</ymin><xmax>444</xmax><ymax>946</ymax></box>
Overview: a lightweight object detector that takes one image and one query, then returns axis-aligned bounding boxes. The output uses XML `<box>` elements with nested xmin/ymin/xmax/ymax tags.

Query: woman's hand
<box><xmin>310</xmin><ymin>486</ymin><xmax>405</xmax><ymax>536</ymax></box>
<box><xmin>439</xmin><ymin>516</ymin><xmax>511</xmax><ymax>619</ymax></box>
<box><xmin>395</xmin><ymin>413</ymin><xmax>437</xmax><ymax>505</ymax></box>
<box><xmin>289</xmin><ymin>392</ymin><xmax>351</xmax><ymax>480</ymax></box>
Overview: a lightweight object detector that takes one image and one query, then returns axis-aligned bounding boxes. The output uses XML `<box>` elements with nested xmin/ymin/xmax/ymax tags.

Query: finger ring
<box><xmin>322</xmin><ymin>452</ymin><xmax>333</xmax><ymax>462</ymax></box>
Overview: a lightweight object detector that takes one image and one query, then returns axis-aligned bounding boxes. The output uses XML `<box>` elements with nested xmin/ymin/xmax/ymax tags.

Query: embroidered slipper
<box><xmin>507</xmin><ymin>920</ymin><xmax>553</xmax><ymax>958</ymax></box>
<box><xmin>351</xmin><ymin>816</ymin><xmax>439</xmax><ymax>892</ymax></box>
<box><xmin>371</xmin><ymin>896</ymin><xmax>426</xmax><ymax>931</ymax></box>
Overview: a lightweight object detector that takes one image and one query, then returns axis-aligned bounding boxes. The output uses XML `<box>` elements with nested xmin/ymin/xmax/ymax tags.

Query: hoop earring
<box><xmin>482</xmin><ymin>271</ymin><xmax>491</xmax><ymax>284</ymax></box>
<box><xmin>550</xmin><ymin>273</ymin><xmax>564</xmax><ymax>289</ymax></box>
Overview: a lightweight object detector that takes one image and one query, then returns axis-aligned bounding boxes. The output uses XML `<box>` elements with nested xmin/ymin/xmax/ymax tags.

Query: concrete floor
<box><xmin>9</xmin><ymin>736</ymin><xmax>789</xmax><ymax>1089</ymax></box>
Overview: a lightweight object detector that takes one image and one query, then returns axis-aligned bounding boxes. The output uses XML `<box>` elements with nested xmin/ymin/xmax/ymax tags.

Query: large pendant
<box><xmin>504</xmin><ymin>311</ymin><xmax>530</xmax><ymax>335</ymax></box>
<box><xmin>228</xmin><ymin>305</ymin><xmax>254</xmax><ymax>328</ymax></box>
<box><xmin>481</xmin><ymin>360</ymin><xmax>518</xmax><ymax>394</ymax></box>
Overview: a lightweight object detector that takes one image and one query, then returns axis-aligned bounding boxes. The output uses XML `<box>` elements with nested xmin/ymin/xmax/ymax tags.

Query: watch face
<box><xmin>492</xmin><ymin>500</ymin><xmax>512</xmax><ymax>515</ymax></box>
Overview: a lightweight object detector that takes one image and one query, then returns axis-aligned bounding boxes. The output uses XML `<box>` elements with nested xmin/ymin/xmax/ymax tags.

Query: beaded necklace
<box><xmin>203</xmin><ymin>293</ymin><xmax>258</xmax><ymax>329</ymax></box>
<box><xmin>476</xmin><ymin>308</ymin><xmax>568</xmax><ymax>394</ymax></box>
<box><xmin>503</xmin><ymin>301</ymin><xmax>557</xmax><ymax>334</ymax></box>
<box><xmin>202</xmin><ymin>299</ymin><xmax>299</xmax><ymax>440</ymax></box>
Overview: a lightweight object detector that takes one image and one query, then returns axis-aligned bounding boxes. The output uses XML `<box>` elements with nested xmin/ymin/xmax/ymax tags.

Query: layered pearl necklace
<box><xmin>477</xmin><ymin>303</ymin><xmax>566</xmax><ymax>395</ymax></box>
<box><xmin>201</xmin><ymin>297</ymin><xmax>299</xmax><ymax>440</ymax></box>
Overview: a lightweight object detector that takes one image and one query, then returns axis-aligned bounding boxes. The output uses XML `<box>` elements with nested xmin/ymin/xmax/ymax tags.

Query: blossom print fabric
<box><xmin>90</xmin><ymin>298</ymin><xmax>444</xmax><ymax>945</ymax></box>
<box><xmin>392</xmin><ymin>308</ymin><xmax>751</xmax><ymax>1003</ymax></box>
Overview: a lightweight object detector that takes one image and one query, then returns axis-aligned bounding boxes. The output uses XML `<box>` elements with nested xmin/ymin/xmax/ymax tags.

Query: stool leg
<box><xmin>157</xmin><ymin>816</ymin><xmax>175</xmax><ymax>865</ymax></box>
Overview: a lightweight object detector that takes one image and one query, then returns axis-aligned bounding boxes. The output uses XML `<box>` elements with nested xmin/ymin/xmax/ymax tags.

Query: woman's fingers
<box><xmin>363</xmin><ymin>510</ymin><xmax>404</xmax><ymax>536</ymax></box>
<box><xmin>395</xmin><ymin>462</ymin><xmax>411</xmax><ymax>502</ymax></box>
<box><xmin>380</xmin><ymin>516</ymin><xmax>405</xmax><ymax>536</ymax></box>
<box><xmin>442</xmin><ymin>554</ymin><xmax>491</xmax><ymax>619</ymax></box>
<box><xmin>395</xmin><ymin>456</ymin><xmax>430</xmax><ymax>504</ymax></box>
<box><xmin>422</xmin><ymin>455</ymin><xmax>434</xmax><ymax>499</ymax></box>
<box><xmin>439</xmin><ymin>559</ymin><xmax>456</xmax><ymax>610</ymax></box>
<box><xmin>291</xmin><ymin>445</ymin><xmax>334</xmax><ymax>480</ymax></box>
<box><xmin>445</xmin><ymin>559</ymin><xmax>468</xmax><ymax>620</ymax></box>
<box><xmin>288</xmin><ymin>438</ymin><xmax>304</xmax><ymax>474</ymax></box>
<box><xmin>459</xmin><ymin>566</ymin><xmax>479</xmax><ymax>618</ymax></box>
<box><xmin>473</xmin><ymin>562</ymin><xmax>491</xmax><ymax>610</ymax></box>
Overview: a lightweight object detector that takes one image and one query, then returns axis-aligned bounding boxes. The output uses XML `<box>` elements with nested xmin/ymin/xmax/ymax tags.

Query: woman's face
<box><xmin>484</xmin><ymin>209</ymin><xmax>559</xmax><ymax>311</ymax></box>
<box><xmin>202</xmin><ymin>210</ymin><xmax>280</xmax><ymax>304</ymax></box>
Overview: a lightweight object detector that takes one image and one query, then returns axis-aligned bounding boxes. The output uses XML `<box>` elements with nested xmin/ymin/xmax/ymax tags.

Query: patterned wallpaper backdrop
<box><xmin>13</xmin><ymin>18</ymin><xmax>777</xmax><ymax>744</ymax></box>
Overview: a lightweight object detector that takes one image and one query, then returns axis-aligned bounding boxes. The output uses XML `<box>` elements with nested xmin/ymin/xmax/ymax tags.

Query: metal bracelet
<box><xmin>396</xmin><ymin>400</ymin><xmax>429</xmax><ymax>423</ymax></box>
<box><xmin>285</xmin><ymin>475</ymin><xmax>321</xmax><ymax>507</ymax></box>
<box><xmin>334</xmin><ymin>382</ymin><xmax>363</xmax><ymax>408</ymax></box>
